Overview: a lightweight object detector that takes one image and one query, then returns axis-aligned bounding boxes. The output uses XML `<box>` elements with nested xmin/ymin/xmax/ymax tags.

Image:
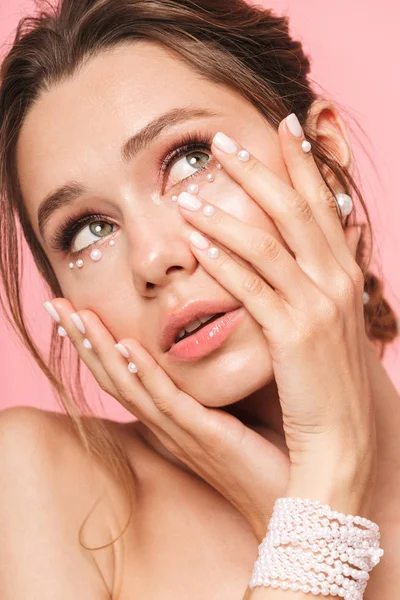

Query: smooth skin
<box><xmin>3</xmin><ymin>42</ymin><xmax>400</xmax><ymax>599</ymax></box>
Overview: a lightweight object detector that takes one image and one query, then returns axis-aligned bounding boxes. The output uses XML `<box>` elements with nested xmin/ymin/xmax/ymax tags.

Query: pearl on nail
<box><xmin>76</xmin><ymin>259</ymin><xmax>84</xmax><ymax>268</ymax></box>
<box><xmin>302</xmin><ymin>140</ymin><xmax>312</xmax><ymax>153</ymax></box>
<box><xmin>58</xmin><ymin>326</ymin><xmax>68</xmax><ymax>337</ymax></box>
<box><xmin>237</xmin><ymin>149</ymin><xmax>250</xmax><ymax>161</ymax></box>
<box><xmin>336</xmin><ymin>193</ymin><xmax>353</xmax><ymax>217</ymax></box>
<box><xmin>206</xmin><ymin>173</ymin><xmax>215</xmax><ymax>182</ymax></box>
<box><xmin>128</xmin><ymin>362</ymin><xmax>138</xmax><ymax>373</ymax></box>
<box><xmin>90</xmin><ymin>248</ymin><xmax>102</xmax><ymax>262</ymax></box>
<box><xmin>203</xmin><ymin>205</ymin><xmax>215</xmax><ymax>217</ymax></box>
<box><xmin>207</xmin><ymin>247</ymin><xmax>219</xmax><ymax>259</ymax></box>
<box><xmin>187</xmin><ymin>183</ymin><xmax>199</xmax><ymax>194</ymax></box>
<box><xmin>83</xmin><ymin>338</ymin><xmax>92</xmax><ymax>350</ymax></box>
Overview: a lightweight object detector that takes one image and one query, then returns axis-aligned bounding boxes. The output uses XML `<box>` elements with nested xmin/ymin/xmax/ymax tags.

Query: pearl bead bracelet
<box><xmin>249</xmin><ymin>497</ymin><xmax>384</xmax><ymax>599</ymax></box>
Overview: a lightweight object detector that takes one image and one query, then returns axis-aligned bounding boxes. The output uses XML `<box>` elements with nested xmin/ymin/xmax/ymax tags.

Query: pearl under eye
<box><xmin>168</xmin><ymin>150</ymin><xmax>210</xmax><ymax>184</ymax></box>
<box><xmin>72</xmin><ymin>220</ymin><xmax>114</xmax><ymax>253</ymax></box>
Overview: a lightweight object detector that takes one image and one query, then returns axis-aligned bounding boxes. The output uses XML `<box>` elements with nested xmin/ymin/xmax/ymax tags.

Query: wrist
<box><xmin>285</xmin><ymin>443</ymin><xmax>376</xmax><ymax>518</ymax></box>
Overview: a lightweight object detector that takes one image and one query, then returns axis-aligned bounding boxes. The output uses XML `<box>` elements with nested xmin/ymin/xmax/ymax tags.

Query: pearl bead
<box><xmin>68</xmin><ymin>262</ymin><xmax>74</xmax><ymax>269</ymax></box>
<box><xmin>187</xmin><ymin>183</ymin><xmax>199</xmax><ymax>194</ymax></box>
<box><xmin>302</xmin><ymin>140</ymin><xmax>312</xmax><ymax>153</ymax></box>
<box><xmin>216</xmin><ymin>163</ymin><xmax>222</xmax><ymax>169</ymax></box>
<box><xmin>90</xmin><ymin>248</ymin><xmax>102</xmax><ymax>262</ymax></box>
<box><xmin>109</xmin><ymin>239</ymin><xmax>115</xmax><ymax>246</ymax></box>
<box><xmin>237</xmin><ymin>149</ymin><xmax>250</xmax><ymax>161</ymax></box>
<box><xmin>76</xmin><ymin>259</ymin><xmax>84</xmax><ymax>268</ymax></box>
<box><xmin>206</xmin><ymin>173</ymin><xmax>215</xmax><ymax>182</ymax></box>
<box><xmin>336</xmin><ymin>193</ymin><xmax>353</xmax><ymax>217</ymax></box>
<box><xmin>172</xmin><ymin>195</ymin><xmax>178</xmax><ymax>202</ymax></box>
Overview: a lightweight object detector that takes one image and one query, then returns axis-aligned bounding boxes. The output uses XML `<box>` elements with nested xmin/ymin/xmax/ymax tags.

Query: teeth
<box><xmin>175</xmin><ymin>313</ymin><xmax>219</xmax><ymax>343</ymax></box>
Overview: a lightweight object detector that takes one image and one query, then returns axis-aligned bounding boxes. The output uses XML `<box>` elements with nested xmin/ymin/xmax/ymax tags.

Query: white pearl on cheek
<box><xmin>172</xmin><ymin>195</ymin><xmax>178</xmax><ymax>202</ymax></box>
<box><xmin>68</xmin><ymin>262</ymin><xmax>74</xmax><ymax>269</ymax></box>
<box><xmin>187</xmin><ymin>183</ymin><xmax>199</xmax><ymax>194</ymax></box>
<box><xmin>76</xmin><ymin>259</ymin><xmax>84</xmax><ymax>268</ymax></box>
<box><xmin>216</xmin><ymin>163</ymin><xmax>223</xmax><ymax>170</ymax></box>
<box><xmin>90</xmin><ymin>248</ymin><xmax>102</xmax><ymax>262</ymax></box>
<box><xmin>109</xmin><ymin>239</ymin><xmax>115</xmax><ymax>246</ymax></box>
<box><xmin>206</xmin><ymin>173</ymin><xmax>215</xmax><ymax>182</ymax></box>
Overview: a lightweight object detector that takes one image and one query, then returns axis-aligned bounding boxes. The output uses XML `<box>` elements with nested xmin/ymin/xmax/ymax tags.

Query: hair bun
<box><xmin>363</xmin><ymin>272</ymin><xmax>399</xmax><ymax>357</ymax></box>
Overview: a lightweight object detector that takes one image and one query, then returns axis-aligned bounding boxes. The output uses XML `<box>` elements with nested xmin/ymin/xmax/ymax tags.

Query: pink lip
<box><xmin>161</xmin><ymin>299</ymin><xmax>242</xmax><ymax>353</ymax></box>
<box><xmin>167</xmin><ymin>307</ymin><xmax>246</xmax><ymax>361</ymax></box>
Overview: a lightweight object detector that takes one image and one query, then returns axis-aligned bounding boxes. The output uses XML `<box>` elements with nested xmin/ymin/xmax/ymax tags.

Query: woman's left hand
<box><xmin>176</xmin><ymin>117</ymin><xmax>376</xmax><ymax>514</ymax></box>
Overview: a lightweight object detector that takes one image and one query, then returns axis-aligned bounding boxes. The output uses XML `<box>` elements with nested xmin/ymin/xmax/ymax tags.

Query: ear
<box><xmin>305</xmin><ymin>99</ymin><xmax>354</xmax><ymax>186</ymax></box>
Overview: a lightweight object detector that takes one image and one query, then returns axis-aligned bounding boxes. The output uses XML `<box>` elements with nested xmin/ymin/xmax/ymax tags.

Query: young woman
<box><xmin>0</xmin><ymin>1</ymin><xmax>398</xmax><ymax>598</ymax></box>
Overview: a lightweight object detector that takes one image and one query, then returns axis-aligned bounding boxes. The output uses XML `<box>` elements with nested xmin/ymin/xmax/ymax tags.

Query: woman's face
<box><xmin>17</xmin><ymin>41</ymin><xmax>294</xmax><ymax>407</ymax></box>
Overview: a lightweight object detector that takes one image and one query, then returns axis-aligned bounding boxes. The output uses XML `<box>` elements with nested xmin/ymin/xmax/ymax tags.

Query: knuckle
<box><xmin>250</xmin><ymin>231</ymin><xmax>281</xmax><ymax>262</ymax></box>
<box><xmin>151</xmin><ymin>394</ymin><xmax>175</xmax><ymax>418</ymax></box>
<box><xmin>242</xmin><ymin>271</ymin><xmax>266</xmax><ymax>298</ymax></box>
<box><xmin>285</xmin><ymin>192</ymin><xmax>313</xmax><ymax>224</ymax></box>
<box><xmin>317</xmin><ymin>183</ymin><xmax>339</xmax><ymax>215</ymax></box>
<box><xmin>241</xmin><ymin>156</ymin><xmax>260</xmax><ymax>176</ymax></box>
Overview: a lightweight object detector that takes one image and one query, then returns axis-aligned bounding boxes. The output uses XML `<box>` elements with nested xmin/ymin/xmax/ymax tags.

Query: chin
<box><xmin>168</xmin><ymin>326</ymin><xmax>274</xmax><ymax>407</ymax></box>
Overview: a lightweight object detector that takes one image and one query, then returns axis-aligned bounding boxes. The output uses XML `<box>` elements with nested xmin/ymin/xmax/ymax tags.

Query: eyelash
<box><xmin>50</xmin><ymin>131</ymin><xmax>213</xmax><ymax>258</ymax></box>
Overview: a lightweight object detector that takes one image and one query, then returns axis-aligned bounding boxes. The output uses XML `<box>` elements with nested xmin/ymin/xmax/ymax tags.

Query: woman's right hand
<box><xmin>47</xmin><ymin>297</ymin><xmax>290</xmax><ymax>543</ymax></box>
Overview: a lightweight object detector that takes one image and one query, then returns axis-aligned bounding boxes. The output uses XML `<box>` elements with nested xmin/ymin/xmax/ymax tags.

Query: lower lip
<box><xmin>167</xmin><ymin>307</ymin><xmax>246</xmax><ymax>361</ymax></box>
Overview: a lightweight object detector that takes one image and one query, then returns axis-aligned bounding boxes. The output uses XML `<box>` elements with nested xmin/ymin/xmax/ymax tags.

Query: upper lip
<box><xmin>161</xmin><ymin>298</ymin><xmax>242</xmax><ymax>352</ymax></box>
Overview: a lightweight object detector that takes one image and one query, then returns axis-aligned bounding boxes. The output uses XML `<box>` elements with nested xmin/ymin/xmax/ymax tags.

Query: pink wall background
<box><xmin>1</xmin><ymin>0</ymin><xmax>399</xmax><ymax>421</ymax></box>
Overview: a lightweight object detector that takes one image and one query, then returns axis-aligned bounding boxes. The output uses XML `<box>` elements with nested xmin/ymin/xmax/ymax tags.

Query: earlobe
<box><xmin>306</xmin><ymin>99</ymin><xmax>353</xmax><ymax>177</ymax></box>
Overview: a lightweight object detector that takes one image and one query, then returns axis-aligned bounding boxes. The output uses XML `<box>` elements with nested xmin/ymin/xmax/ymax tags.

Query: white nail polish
<box><xmin>302</xmin><ymin>140</ymin><xmax>311</xmax><ymax>153</ymax></box>
<box><xmin>212</xmin><ymin>132</ymin><xmax>238</xmax><ymax>154</ymax></box>
<box><xmin>128</xmin><ymin>362</ymin><xmax>138</xmax><ymax>373</ymax></box>
<box><xmin>237</xmin><ymin>149</ymin><xmax>250</xmax><ymax>162</ymax></box>
<box><xmin>83</xmin><ymin>338</ymin><xmax>92</xmax><ymax>350</ymax></box>
<box><xmin>286</xmin><ymin>113</ymin><xmax>304</xmax><ymax>138</ymax></box>
<box><xmin>70</xmin><ymin>312</ymin><xmax>86</xmax><ymax>334</ymax></box>
<box><xmin>57</xmin><ymin>326</ymin><xmax>68</xmax><ymax>337</ymax></box>
<box><xmin>207</xmin><ymin>247</ymin><xmax>219</xmax><ymax>259</ymax></box>
<box><xmin>189</xmin><ymin>231</ymin><xmax>210</xmax><ymax>250</ymax></box>
<box><xmin>203</xmin><ymin>205</ymin><xmax>215</xmax><ymax>217</ymax></box>
<box><xmin>43</xmin><ymin>301</ymin><xmax>60</xmax><ymax>323</ymax></box>
<box><xmin>115</xmin><ymin>343</ymin><xmax>130</xmax><ymax>358</ymax></box>
<box><xmin>178</xmin><ymin>192</ymin><xmax>202</xmax><ymax>211</ymax></box>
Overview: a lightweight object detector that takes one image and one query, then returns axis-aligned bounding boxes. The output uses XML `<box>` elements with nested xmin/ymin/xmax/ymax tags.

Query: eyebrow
<box><xmin>37</xmin><ymin>106</ymin><xmax>220</xmax><ymax>241</ymax></box>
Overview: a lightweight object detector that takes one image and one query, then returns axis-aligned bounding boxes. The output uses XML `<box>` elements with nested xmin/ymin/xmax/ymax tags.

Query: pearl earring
<box><xmin>336</xmin><ymin>193</ymin><xmax>353</xmax><ymax>217</ymax></box>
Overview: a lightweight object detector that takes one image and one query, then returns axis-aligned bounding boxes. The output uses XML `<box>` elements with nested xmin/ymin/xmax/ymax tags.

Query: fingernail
<box><xmin>70</xmin><ymin>312</ymin><xmax>86</xmax><ymax>334</ymax></box>
<box><xmin>115</xmin><ymin>343</ymin><xmax>130</xmax><ymax>359</ymax></box>
<box><xmin>177</xmin><ymin>192</ymin><xmax>202</xmax><ymax>211</ymax></box>
<box><xmin>189</xmin><ymin>230</ymin><xmax>210</xmax><ymax>250</ymax></box>
<box><xmin>83</xmin><ymin>338</ymin><xmax>92</xmax><ymax>350</ymax></box>
<box><xmin>286</xmin><ymin>113</ymin><xmax>304</xmax><ymax>138</ymax></box>
<box><xmin>128</xmin><ymin>362</ymin><xmax>138</xmax><ymax>374</ymax></box>
<box><xmin>212</xmin><ymin>132</ymin><xmax>238</xmax><ymax>154</ymax></box>
<box><xmin>57</xmin><ymin>326</ymin><xmax>68</xmax><ymax>337</ymax></box>
<box><xmin>43</xmin><ymin>301</ymin><xmax>60</xmax><ymax>323</ymax></box>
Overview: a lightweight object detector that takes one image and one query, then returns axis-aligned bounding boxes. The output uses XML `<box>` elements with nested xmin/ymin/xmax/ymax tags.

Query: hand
<box><xmin>176</xmin><ymin>120</ymin><xmax>376</xmax><ymax>513</ymax></box>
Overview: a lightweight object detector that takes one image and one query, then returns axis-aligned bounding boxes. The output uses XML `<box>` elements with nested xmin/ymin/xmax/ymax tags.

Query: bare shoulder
<box><xmin>0</xmin><ymin>406</ymin><xmax>136</xmax><ymax>599</ymax></box>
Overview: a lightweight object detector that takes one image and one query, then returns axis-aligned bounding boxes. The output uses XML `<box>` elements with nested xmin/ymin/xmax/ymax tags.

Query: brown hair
<box><xmin>0</xmin><ymin>0</ymin><xmax>397</xmax><ymax>551</ymax></box>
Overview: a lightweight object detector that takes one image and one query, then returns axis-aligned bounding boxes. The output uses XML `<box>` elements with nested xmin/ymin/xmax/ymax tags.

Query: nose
<box><xmin>128</xmin><ymin>215</ymin><xmax>198</xmax><ymax>296</ymax></box>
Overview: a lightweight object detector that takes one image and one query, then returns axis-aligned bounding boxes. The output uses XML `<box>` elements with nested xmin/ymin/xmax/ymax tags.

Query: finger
<box><xmin>279</xmin><ymin>113</ymin><xmax>355</xmax><ymax>271</ymax></box>
<box><xmin>180</xmin><ymin>227</ymin><xmax>292</xmax><ymax>338</ymax></box>
<box><xmin>45</xmin><ymin>298</ymin><xmax>121</xmax><ymax>400</ymax></box>
<box><xmin>177</xmin><ymin>191</ymin><xmax>317</xmax><ymax>308</ymax></box>
<box><xmin>210</xmin><ymin>130</ymin><xmax>341</xmax><ymax>284</ymax></box>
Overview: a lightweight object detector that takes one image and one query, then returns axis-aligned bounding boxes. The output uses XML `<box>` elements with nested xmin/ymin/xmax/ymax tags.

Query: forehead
<box><xmin>16</xmin><ymin>41</ymin><xmax>257</xmax><ymax>224</ymax></box>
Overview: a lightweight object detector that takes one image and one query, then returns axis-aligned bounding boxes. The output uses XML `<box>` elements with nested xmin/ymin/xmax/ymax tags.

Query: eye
<box><xmin>72</xmin><ymin>220</ymin><xmax>114</xmax><ymax>253</ymax></box>
<box><xmin>168</xmin><ymin>149</ymin><xmax>210</xmax><ymax>185</ymax></box>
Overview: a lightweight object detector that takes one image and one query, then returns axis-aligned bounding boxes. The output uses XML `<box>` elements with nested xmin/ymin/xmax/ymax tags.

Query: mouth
<box><xmin>167</xmin><ymin>307</ymin><xmax>246</xmax><ymax>361</ymax></box>
<box><xmin>173</xmin><ymin>312</ymin><xmax>226</xmax><ymax>345</ymax></box>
